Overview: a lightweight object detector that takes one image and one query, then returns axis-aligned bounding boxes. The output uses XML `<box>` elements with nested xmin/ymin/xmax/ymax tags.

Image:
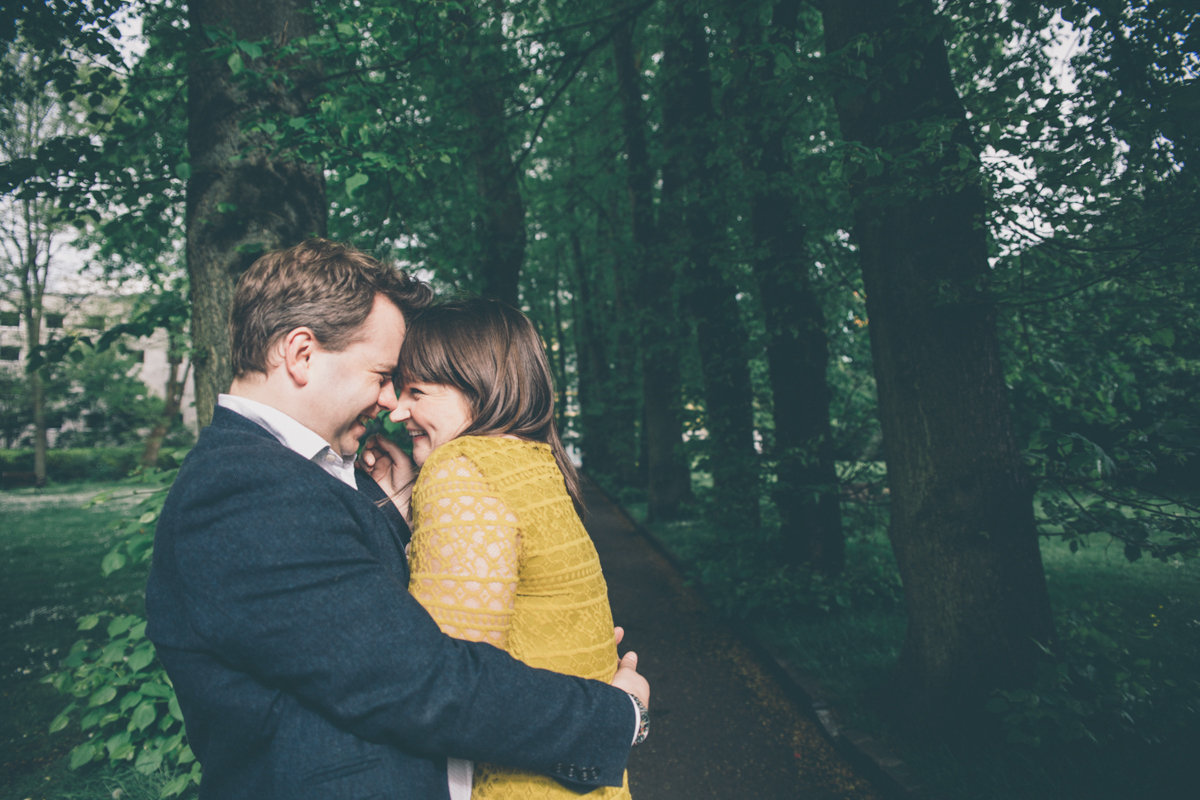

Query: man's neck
<box><xmin>228</xmin><ymin>374</ymin><xmax>313</xmax><ymax>433</ymax></box>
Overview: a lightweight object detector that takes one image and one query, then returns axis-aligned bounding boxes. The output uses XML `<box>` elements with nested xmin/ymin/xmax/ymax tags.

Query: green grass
<box><xmin>1</xmin><ymin>482</ymin><xmax>155</xmax><ymax>800</ymax></box>
<box><xmin>631</xmin><ymin>497</ymin><xmax>1200</xmax><ymax>800</ymax></box>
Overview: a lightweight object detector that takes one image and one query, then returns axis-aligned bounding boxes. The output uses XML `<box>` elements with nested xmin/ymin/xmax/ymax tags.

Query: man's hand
<box><xmin>360</xmin><ymin>434</ymin><xmax>416</xmax><ymax>519</ymax></box>
<box><xmin>610</xmin><ymin>627</ymin><xmax>649</xmax><ymax>709</ymax></box>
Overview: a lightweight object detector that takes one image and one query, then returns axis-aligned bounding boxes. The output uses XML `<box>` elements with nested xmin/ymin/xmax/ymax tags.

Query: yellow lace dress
<box><xmin>408</xmin><ymin>435</ymin><xmax>633</xmax><ymax>800</ymax></box>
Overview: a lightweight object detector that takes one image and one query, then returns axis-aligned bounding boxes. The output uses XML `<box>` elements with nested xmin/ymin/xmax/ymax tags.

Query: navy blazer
<box><xmin>146</xmin><ymin>407</ymin><xmax>631</xmax><ymax>799</ymax></box>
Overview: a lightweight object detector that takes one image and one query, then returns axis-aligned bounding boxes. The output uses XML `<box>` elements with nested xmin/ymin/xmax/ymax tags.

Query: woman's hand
<box><xmin>360</xmin><ymin>434</ymin><xmax>416</xmax><ymax>520</ymax></box>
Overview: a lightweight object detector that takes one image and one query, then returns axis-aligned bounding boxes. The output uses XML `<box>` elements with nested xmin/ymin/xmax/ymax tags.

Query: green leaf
<box><xmin>1151</xmin><ymin>329</ymin><xmax>1176</xmax><ymax>348</ymax></box>
<box><xmin>108</xmin><ymin>615</ymin><xmax>133</xmax><ymax>637</ymax></box>
<box><xmin>228</xmin><ymin>53</ymin><xmax>244</xmax><ymax>75</ymax></box>
<box><xmin>985</xmin><ymin>696</ymin><xmax>1009</xmax><ymax>714</ymax></box>
<box><xmin>132</xmin><ymin>700</ymin><xmax>158</xmax><ymax>731</ymax></box>
<box><xmin>345</xmin><ymin>172</ymin><xmax>369</xmax><ymax>197</ymax></box>
<box><xmin>69</xmin><ymin>742</ymin><xmax>96</xmax><ymax>770</ymax></box>
<box><xmin>139</xmin><ymin>510</ymin><xmax>158</xmax><ymax>524</ymax></box>
<box><xmin>105</xmin><ymin>730</ymin><xmax>131</xmax><ymax>757</ymax></box>
<box><xmin>135</xmin><ymin>747</ymin><xmax>164</xmax><ymax>775</ymax></box>
<box><xmin>168</xmin><ymin>695</ymin><xmax>185</xmax><ymax>721</ymax></box>
<box><xmin>439</xmin><ymin>153</ymin><xmax>452</xmax><ymax>164</ymax></box>
<box><xmin>89</xmin><ymin>685</ymin><xmax>118</xmax><ymax>707</ymax></box>
<box><xmin>119</xmin><ymin>691</ymin><xmax>143</xmax><ymax>712</ymax></box>
<box><xmin>80</xmin><ymin>709</ymin><xmax>104</xmax><ymax>730</ymax></box>
<box><xmin>103</xmin><ymin>551</ymin><xmax>129</xmax><ymax>575</ymax></box>
<box><xmin>174</xmin><ymin>162</ymin><xmax>191</xmax><ymax>181</ymax></box>
<box><xmin>336</xmin><ymin>22</ymin><xmax>355</xmax><ymax>36</ymax></box>
<box><xmin>128</xmin><ymin>644</ymin><xmax>156</xmax><ymax>673</ymax></box>
<box><xmin>78</xmin><ymin>614</ymin><xmax>101</xmax><ymax>631</ymax></box>
<box><xmin>237</xmin><ymin>41</ymin><xmax>263</xmax><ymax>59</ymax></box>
<box><xmin>49</xmin><ymin>713</ymin><xmax>71</xmax><ymax>733</ymax></box>
<box><xmin>161</xmin><ymin>774</ymin><xmax>190</xmax><ymax>798</ymax></box>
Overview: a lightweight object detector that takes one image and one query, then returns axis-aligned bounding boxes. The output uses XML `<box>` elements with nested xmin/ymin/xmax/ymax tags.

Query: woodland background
<box><xmin>1</xmin><ymin>0</ymin><xmax>1197</xmax><ymax>798</ymax></box>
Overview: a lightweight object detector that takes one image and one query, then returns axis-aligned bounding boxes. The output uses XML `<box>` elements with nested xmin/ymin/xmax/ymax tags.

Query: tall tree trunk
<box><xmin>568</xmin><ymin>226</ymin><xmax>617</xmax><ymax>477</ymax></box>
<box><xmin>739</xmin><ymin>0</ymin><xmax>844</xmax><ymax>572</ymax></box>
<box><xmin>820</xmin><ymin>0</ymin><xmax>1054</xmax><ymax>725</ymax></box>
<box><xmin>142</xmin><ymin>339</ymin><xmax>189</xmax><ymax>468</ymax></box>
<box><xmin>661</xmin><ymin>0</ymin><xmax>759</xmax><ymax>528</ymax></box>
<box><xmin>465</xmin><ymin>81</ymin><xmax>526</xmax><ymax>307</ymax></box>
<box><xmin>186</xmin><ymin>0</ymin><xmax>327</xmax><ymax>426</ymax></box>
<box><xmin>18</xmin><ymin>202</ymin><xmax>48</xmax><ymax>488</ymax></box>
<box><xmin>29</xmin><ymin>365</ymin><xmax>46</xmax><ymax>487</ymax></box>
<box><xmin>613</xmin><ymin>17</ymin><xmax>692</xmax><ymax>518</ymax></box>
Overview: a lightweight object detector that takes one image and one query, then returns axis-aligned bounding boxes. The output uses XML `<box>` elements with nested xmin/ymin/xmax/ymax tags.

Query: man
<box><xmin>146</xmin><ymin>239</ymin><xmax>649</xmax><ymax>800</ymax></box>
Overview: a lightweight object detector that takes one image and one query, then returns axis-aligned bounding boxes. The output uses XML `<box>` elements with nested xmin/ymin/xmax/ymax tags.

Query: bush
<box><xmin>0</xmin><ymin>446</ymin><xmax>180</xmax><ymax>483</ymax></box>
<box><xmin>986</xmin><ymin>600</ymin><xmax>1194</xmax><ymax>747</ymax></box>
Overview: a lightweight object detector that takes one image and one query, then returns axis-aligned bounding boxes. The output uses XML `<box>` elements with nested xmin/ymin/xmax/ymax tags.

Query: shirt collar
<box><xmin>217</xmin><ymin>394</ymin><xmax>343</xmax><ymax>462</ymax></box>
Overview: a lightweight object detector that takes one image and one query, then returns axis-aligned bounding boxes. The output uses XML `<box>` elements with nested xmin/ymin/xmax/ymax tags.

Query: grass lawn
<box><xmin>1</xmin><ymin>482</ymin><xmax>156</xmax><ymax>800</ymax></box>
<box><xmin>632</xmin><ymin>498</ymin><xmax>1200</xmax><ymax>800</ymax></box>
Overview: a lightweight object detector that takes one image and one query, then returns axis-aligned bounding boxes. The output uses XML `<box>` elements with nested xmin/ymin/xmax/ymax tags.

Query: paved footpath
<box><xmin>582</xmin><ymin>481</ymin><xmax>881</xmax><ymax>800</ymax></box>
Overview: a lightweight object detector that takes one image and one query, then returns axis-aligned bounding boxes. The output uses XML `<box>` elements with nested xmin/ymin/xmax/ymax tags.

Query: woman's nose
<box><xmin>389</xmin><ymin>404</ymin><xmax>411</xmax><ymax>423</ymax></box>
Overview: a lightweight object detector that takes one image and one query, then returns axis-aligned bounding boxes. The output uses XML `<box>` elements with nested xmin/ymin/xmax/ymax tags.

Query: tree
<box><xmin>612</xmin><ymin>9</ymin><xmax>694</xmax><ymax>518</ymax></box>
<box><xmin>0</xmin><ymin>49</ymin><xmax>77</xmax><ymax>486</ymax></box>
<box><xmin>660</xmin><ymin>0</ymin><xmax>760</xmax><ymax>528</ymax></box>
<box><xmin>728</xmin><ymin>0</ymin><xmax>845</xmax><ymax>572</ymax></box>
<box><xmin>186</xmin><ymin>0</ymin><xmax>327</xmax><ymax>425</ymax></box>
<box><xmin>819</xmin><ymin>0</ymin><xmax>1056</xmax><ymax>725</ymax></box>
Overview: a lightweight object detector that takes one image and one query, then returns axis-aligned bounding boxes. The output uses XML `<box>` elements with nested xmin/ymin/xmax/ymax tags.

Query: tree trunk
<box><xmin>661</xmin><ymin>0</ymin><xmax>759</xmax><ymax>528</ymax></box>
<box><xmin>820</xmin><ymin>0</ymin><xmax>1055</xmax><ymax>725</ymax></box>
<box><xmin>465</xmin><ymin>81</ymin><xmax>526</xmax><ymax>307</ymax></box>
<box><xmin>613</xmin><ymin>17</ymin><xmax>692</xmax><ymax>518</ymax></box>
<box><xmin>142</xmin><ymin>342</ymin><xmax>189</xmax><ymax>468</ymax></box>
<box><xmin>186</xmin><ymin>0</ymin><xmax>327</xmax><ymax>426</ymax></box>
<box><xmin>30</xmin><ymin>365</ymin><xmax>46</xmax><ymax>487</ymax></box>
<box><xmin>569</xmin><ymin>228</ymin><xmax>616</xmax><ymax>477</ymax></box>
<box><xmin>739</xmin><ymin>0</ymin><xmax>844</xmax><ymax>572</ymax></box>
<box><xmin>18</xmin><ymin>204</ymin><xmax>48</xmax><ymax>488</ymax></box>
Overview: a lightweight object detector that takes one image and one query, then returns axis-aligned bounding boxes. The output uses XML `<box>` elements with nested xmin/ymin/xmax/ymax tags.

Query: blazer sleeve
<box><xmin>157</xmin><ymin>449</ymin><xmax>631</xmax><ymax>789</ymax></box>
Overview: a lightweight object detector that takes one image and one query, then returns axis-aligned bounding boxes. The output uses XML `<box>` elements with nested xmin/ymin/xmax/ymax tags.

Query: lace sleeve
<box><xmin>408</xmin><ymin>454</ymin><xmax>521</xmax><ymax>650</ymax></box>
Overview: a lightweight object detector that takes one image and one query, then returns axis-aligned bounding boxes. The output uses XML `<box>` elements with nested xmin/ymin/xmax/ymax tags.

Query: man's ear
<box><xmin>281</xmin><ymin>327</ymin><xmax>320</xmax><ymax>387</ymax></box>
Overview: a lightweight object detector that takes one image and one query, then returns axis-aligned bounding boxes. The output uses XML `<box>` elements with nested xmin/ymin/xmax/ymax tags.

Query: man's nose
<box><xmin>378</xmin><ymin>383</ymin><xmax>399</xmax><ymax>412</ymax></box>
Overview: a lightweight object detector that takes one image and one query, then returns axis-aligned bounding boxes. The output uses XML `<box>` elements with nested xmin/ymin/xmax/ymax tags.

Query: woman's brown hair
<box><xmin>397</xmin><ymin>298</ymin><xmax>585</xmax><ymax>515</ymax></box>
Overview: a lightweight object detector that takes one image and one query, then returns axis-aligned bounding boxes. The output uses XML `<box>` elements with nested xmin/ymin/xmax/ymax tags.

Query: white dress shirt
<box><xmin>217</xmin><ymin>394</ymin><xmax>359</xmax><ymax>488</ymax></box>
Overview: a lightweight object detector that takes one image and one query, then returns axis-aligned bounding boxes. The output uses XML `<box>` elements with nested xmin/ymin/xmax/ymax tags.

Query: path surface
<box><xmin>583</xmin><ymin>481</ymin><xmax>881</xmax><ymax>800</ymax></box>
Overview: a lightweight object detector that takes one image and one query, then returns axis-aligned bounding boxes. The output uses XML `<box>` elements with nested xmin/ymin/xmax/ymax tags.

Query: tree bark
<box><xmin>820</xmin><ymin>0</ymin><xmax>1055</xmax><ymax>724</ymax></box>
<box><xmin>661</xmin><ymin>0</ymin><xmax>759</xmax><ymax>528</ymax></box>
<box><xmin>186</xmin><ymin>0</ymin><xmax>327</xmax><ymax>426</ymax></box>
<box><xmin>613</xmin><ymin>17</ymin><xmax>692</xmax><ymax>518</ymax></box>
<box><xmin>569</xmin><ymin>228</ymin><xmax>617</xmax><ymax>476</ymax></box>
<box><xmin>17</xmin><ymin>199</ymin><xmax>49</xmax><ymax>487</ymax></box>
<box><xmin>465</xmin><ymin>81</ymin><xmax>526</xmax><ymax>308</ymax></box>
<box><xmin>141</xmin><ymin>336</ymin><xmax>189</xmax><ymax>468</ymax></box>
<box><xmin>738</xmin><ymin>0</ymin><xmax>844</xmax><ymax>572</ymax></box>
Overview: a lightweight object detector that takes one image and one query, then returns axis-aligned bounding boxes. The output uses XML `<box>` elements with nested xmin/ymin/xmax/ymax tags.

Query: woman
<box><xmin>363</xmin><ymin>299</ymin><xmax>636</xmax><ymax>800</ymax></box>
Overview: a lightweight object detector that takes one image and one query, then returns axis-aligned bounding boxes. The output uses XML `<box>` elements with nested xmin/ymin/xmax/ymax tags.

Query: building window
<box><xmin>0</xmin><ymin>311</ymin><xmax>18</xmax><ymax>327</ymax></box>
<box><xmin>85</xmin><ymin>315</ymin><xmax>105</xmax><ymax>331</ymax></box>
<box><xmin>45</xmin><ymin>313</ymin><xmax>65</xmax><ymax>329</ymax></box>
<box><xmin>0</xmin><ymin>345</ymin><xmax>20</xmax><ymax>361</ymax></box>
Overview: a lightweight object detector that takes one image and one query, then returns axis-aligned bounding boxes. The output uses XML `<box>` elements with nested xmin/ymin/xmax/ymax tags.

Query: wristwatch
<box><xmin>627</xmin><ymin>693</ymin><xmax>649</xmax><ymax>745</ymax></box>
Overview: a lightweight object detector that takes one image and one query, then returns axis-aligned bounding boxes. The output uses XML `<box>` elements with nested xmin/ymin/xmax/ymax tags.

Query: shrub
<box><xmin>0</xmin><ymin>447</ymin><xmax>150</xmax><ymax>483</ymax></box>
<box><xmin>986</xmin><ymin>601</ymin><xmax>1189</xmax><ymax>747</ymax></box>
<box><xmin>42</xmin><ymin>467</ymin><xmax>199</xmax><ymax>795</ymax></box>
